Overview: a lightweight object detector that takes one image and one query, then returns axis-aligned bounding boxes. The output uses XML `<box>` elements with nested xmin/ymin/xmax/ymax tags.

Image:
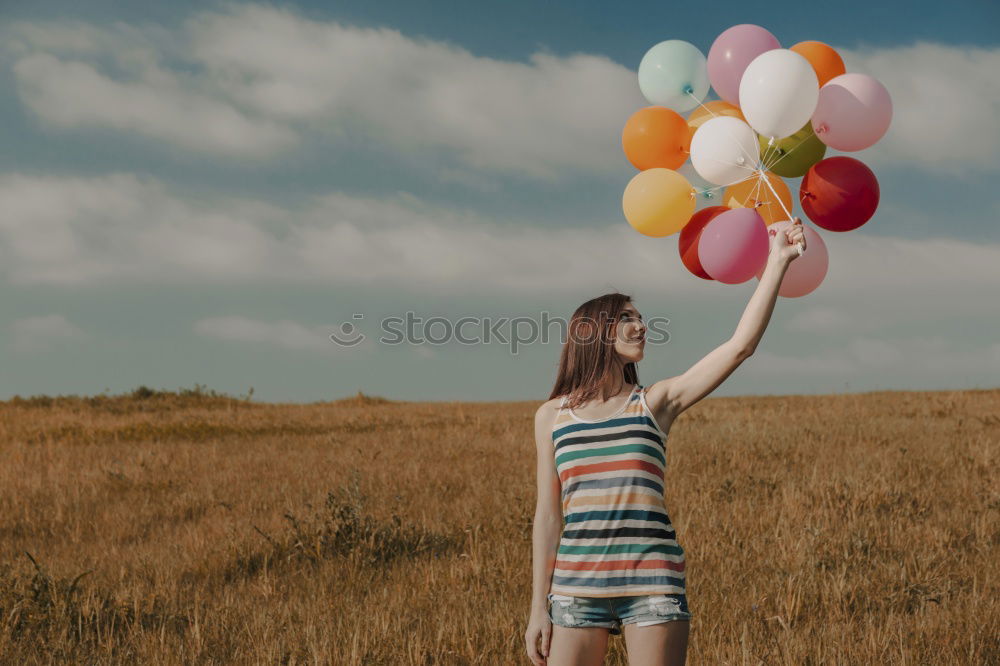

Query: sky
<box><xmin>1</xmin><ymin>0</ymin><xmax>998</xmax><ymax>403</ymax></box>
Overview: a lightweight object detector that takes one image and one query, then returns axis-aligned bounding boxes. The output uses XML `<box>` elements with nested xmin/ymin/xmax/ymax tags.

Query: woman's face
<box><xmin>614</xmin><ymin>303</ymin><xmax>646</xmax><ymax>363</ymax></box>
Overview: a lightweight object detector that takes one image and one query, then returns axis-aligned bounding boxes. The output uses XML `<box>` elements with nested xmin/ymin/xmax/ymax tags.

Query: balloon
<box><xmin>623</xmin><ymin>168</ymin><xmax>696</xmax><ymax>237</ymax></box>
<box><xmin>622</xmin><ymin>106</ymin><xmax>691</xmax><ymax>170</ymax></box>
<box><xmin>723</xmin><ymin>170</ymin><xmax>793</xmax><ymax>225</ymax></box>
<box><xmin>758</xmin><ymin>121</ymin><xmax>826</xmax><ymax>178</ymax></box>
<box><xmin>686</xmin><ymin>101</ymin><xmax>745</xmax><ymax>135</ymax></box>
<box><xmin>790</xmin><ymin>41</ymin><xmax>846</xmax><ymax>87</ymax></box>
<box><xmin>800</xmin><ymin>156</ymin><xmax>880</xmax><ymax>231</ymax></box>
<box><xmin>698</xmin><ymin>208</ymin><xmax>769</xmax><ymax>284</ymax></box>
<box><xmin>638</xmin><ymin>40</ymin><xmax>710</xmax><ymax>112</ymax></box>
<box><xmin>690</xmin><ymin>116</ymin><xmax>760</xmax><ymax>186</ymax></box>
<box><xmin>707</xmin><ymin>24</ymin><xmax>780</xmax><ymax>105</ymax></box>
<box><xmin>754</xmin><ymin>220</ymin><xmax>828</xmax><ymax>297</ymax></box>
<box><xmin>679</xmin><ymin>205</ymin><xmax>729</xmax><ymax>280</ymax></box>
<box><xmin>812</xmin><ymin>73</ymin><xmax>893</xmax><ymax>151</ymax></box>
<box><xmin>739</xmin><ymin>49</ymin><xmax>820</xmax><ymax>140</ymax></box>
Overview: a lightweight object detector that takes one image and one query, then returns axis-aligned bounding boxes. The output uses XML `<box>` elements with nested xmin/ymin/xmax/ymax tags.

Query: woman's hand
<box><xmin>768</xmin><ymin>217</ymin><xmax>807</xmax><ymax>264</ymax></box>
<box><xmin>525</xmin><ymin>607</ymin><xmax>552</xmax><ymax>665</ymax></box>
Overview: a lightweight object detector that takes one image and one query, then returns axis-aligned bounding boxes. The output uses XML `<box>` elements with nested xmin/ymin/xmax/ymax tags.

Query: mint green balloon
<box><xmin>757</xmin><ymin>121</ymin><xmax>827</xmax><ymax>178</ymax></box>
<box><xmin>638</xmin><ymin>40</ymin><xmax>710</xmax><ymax>113</ymax></box>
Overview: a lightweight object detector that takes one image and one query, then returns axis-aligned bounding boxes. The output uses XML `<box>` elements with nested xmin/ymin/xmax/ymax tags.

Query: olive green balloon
<box><xmin>757</xmin><ymin>122</ymin><xmax>826</xmax><ymax>178</ymax></box>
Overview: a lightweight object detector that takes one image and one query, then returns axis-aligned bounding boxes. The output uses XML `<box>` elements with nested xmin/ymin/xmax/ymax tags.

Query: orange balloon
<box><xmin>722</xmin><ymin>171</ymin><xmax>793</xmax><ymax>225</ymax></box>
<box><xmin>687</xmin><ymin>101</ymin><xmax>746</xmax><ymax>150</ymax></box>
<box><xmin>622</xmin><ymin>106</ymin><xmax>690</xmax><ymax>170</ymax></box>
<box><xmin>790</xmin><ymin>41</ymin><xmax>846</xmax><ymax>87</ymax></box>
<box><xmin>687</xmin><ymin>100</ymin><xmax>745</xmax><ymax>133</ymax></box>
<box><xmin>622</xmin><ymin>168</ymin><xmax>696</xmax><ymax>237</ymax></box>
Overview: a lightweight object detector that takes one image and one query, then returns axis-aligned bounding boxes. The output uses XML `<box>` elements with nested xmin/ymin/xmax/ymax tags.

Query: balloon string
<box><xmin>682</xmin><ymin>88</ymin><xmax>803</xmax><ymax>254</ymax></box>
<box><xmin>685</xmin><ymin>90</ymin><xmax>720</xmax><ymax>119</ymax></box>
<box><xmin>685</xmin><ymin>90</ymin><xmax>761</xmax><ymax>171</ymax></box>
<box><xmin>749</xmin><ymin>171</ymin><xmax>766</xmax><ymax>211</ymax></box>
<box><xmin>756</xmin><ymin>169</ymin><xmax>805</xmax><ymax>255</ymax></box>
<box><xmin>756</xmin><ymin>170</ymin><xmax>793</xmax><ymax>221</ymax></box>
<box><xmin>691</xmin><ymin>162</ymin><xmax>768</xmax><ymax>202</ymax></box>
<box><xmin>764</xmin><ymin>128</ymin><xmax>809</xmax><ymax>171</ymax></box>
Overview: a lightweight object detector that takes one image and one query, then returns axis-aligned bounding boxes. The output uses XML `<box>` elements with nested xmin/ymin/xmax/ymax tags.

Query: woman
<box><xmin>525</xmin><ymin>219</ymin><xmax>806</xmax><ymax>665</ymax></box>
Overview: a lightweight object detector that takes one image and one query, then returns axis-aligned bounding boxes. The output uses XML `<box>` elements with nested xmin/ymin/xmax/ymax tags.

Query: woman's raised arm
<box><xmin>646</xmin><ymin>218</ymin><xmax>806</xmax><ymax>421</ymax></box>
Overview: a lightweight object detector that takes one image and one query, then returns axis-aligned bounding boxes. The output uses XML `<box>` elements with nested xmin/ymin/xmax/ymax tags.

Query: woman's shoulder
<box><xmin>534</xmin><ymin>396</ymin><xmax>565</xmax><ymax>429</ymax></box>
<box><xmin>535</xmin><ymin>396</ymin><xmax>562</xmax><ymax>418</ymax></box>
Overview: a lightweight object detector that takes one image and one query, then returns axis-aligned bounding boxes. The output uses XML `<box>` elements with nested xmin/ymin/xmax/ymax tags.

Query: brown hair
<box><xmin>548</xmin><ymin>292</ymin><xmax>639</xmax><ymax>409</ymax></box>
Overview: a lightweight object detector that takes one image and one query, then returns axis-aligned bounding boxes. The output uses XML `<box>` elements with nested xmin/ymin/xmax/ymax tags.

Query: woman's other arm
<box><xmin>525</xmin><ymin>399</ymin><xmax>562</xmax><ymax>665</ymax></box>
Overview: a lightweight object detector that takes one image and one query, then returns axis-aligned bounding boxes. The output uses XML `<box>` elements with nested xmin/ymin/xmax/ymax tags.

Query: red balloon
<box><xmin>800</xmin><ymin>156</ymin><xmax>880</xmax><ymax>232</ymax></box>
<box><xmin>679</xmin><ymin>206</ymin><xmax>729</xmax><ymax>280</ymax></box>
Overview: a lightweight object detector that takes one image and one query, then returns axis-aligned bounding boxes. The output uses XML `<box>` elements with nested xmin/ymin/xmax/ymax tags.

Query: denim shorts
<box><xmin>547</xmin><ymin>592</ymin><xmax>691</xmax><ymax>636</ymax></box>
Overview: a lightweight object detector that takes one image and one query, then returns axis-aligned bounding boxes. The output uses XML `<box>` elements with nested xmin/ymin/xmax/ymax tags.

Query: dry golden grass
<box><xmin>0</xmin><ymin>385</ymin><xmax>997</xmax><ymax>664</ymax></box>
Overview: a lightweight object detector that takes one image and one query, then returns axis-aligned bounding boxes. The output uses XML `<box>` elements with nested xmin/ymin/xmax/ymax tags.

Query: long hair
<box><xmin>549</xmin><ymin>292</ymin><xmax>639</xmax><ymax>409</ymax></box>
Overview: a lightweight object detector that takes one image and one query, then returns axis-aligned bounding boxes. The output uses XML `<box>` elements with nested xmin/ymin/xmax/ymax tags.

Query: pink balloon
<box><xmin>698</xmin><ymin>208</ymin><xmax>769</xmax><ymax>284</ymax></box>
<box><xmin>811</xmin><ymin>73</ymin><xmax>893</xmax><ymax>151</ymax></box>
<box><xmin>707</xmin><ymin>24</ymin><xmax>780</xmax><ymax>105</ymax></box>
<box><xmin>754</xmin><ymin>220</ymin><xmax>829</xmax><ymax>297</ymax></box>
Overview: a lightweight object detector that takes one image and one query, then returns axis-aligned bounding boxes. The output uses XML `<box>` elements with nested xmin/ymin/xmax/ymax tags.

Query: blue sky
<box><xmin>2</xmin><ymin>0</ymin><xmax>998</xmax><ymax>402</ymax></box>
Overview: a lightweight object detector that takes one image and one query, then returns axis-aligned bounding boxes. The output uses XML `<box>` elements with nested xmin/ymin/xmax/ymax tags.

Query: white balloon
<box><xmin>690</xmin><ymin>116</ymin><xmax>761</xmax><ymax>186</ymax></box>
<box><xmin>739</xmin><ymin>49</ymin><xmax>819</xmax><ymax>140</ymax></box>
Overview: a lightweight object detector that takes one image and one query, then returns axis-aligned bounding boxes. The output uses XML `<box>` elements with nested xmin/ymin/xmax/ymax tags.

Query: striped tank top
<box><xmin>550</xmin><ymin>383</ymin><xmax>686</xmax><ymax>598</ymax></box>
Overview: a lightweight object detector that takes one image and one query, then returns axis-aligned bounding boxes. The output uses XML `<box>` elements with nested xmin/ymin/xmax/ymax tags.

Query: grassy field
<box><xmin>0</xmin><ymin>385</ymin><xmax>997</xmax><ymax>664</ymax></box>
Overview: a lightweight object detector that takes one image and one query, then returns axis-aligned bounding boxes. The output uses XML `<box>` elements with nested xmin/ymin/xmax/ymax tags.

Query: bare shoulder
<box><xmin>534</xmin><ymin>397</ymin><xmax>561</xmax><ymax>427</ymax></box>
<box><xmin>534</xmin><ymin>397</ymin><xmax>562</xmax><ymax>450</ymax></box>
<box><xmin>535</xmin><ymin>398</ymin><xmax>560</xmax><ymax>433</ymax></box>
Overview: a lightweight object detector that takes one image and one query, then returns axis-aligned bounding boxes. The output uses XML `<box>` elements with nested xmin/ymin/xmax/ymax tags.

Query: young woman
<box><xmin>525</xmin><ymin>219</ymin><xmax>806</xmax><ymax>666</ymax></box>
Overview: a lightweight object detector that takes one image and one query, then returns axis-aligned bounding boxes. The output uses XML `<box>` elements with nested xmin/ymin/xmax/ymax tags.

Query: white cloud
<box><xmin>837</xmin><ymin>42</ymin><xmax>1000</xmax><ymax>170</ymax></box>
<box><xmin>4</xmin><ymin>5</ymin><xmax>643</xmax><ymax>178</ymax></box>
<box><xmin>12</xmin><ymin>52</ymin><xmax>297</xmax><ymax>158</ymax></box>
<box><xmin>0</xmin><ymin>172</ymin><xmax>284</xmax><ymax>284</ymax></box>
<box><xmin>194</xmin><ymin>315</ymin><xmax>373</xmax><ymax>353</ymax></box>
<box><xmin>5</xmin><ymin>9</ymin><xmax>994</xmax><ymax>175</ymax></box>
<box><xmin>191</xmin><ymin>4</ymin><xmax>644</xmax><ymax>178</ymax></box>
<box><xmin>1</xmin><ymin>171</ymin><xmax>1000</xmax><ymax>306</ymax></box>
<box><xmin>9</xmin><ymin>314</ymin><xmax>83</xmax><ymax>352</ymax></box>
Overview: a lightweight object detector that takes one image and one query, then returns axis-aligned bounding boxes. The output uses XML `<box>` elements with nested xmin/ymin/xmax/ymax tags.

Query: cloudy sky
<box><xmin>2</xmin><ymin>0</ymin><xmax>998</xmax><ymax>402</ymax></box>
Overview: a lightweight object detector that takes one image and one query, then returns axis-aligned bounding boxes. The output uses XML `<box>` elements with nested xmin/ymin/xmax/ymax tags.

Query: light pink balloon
<box><xmin>698</xmin><ymin>208</ymin><xmax>769</xmax><ymax>284</ymax></box>
<box><xmin>707</xmin><ymin>24</ymin><xmax>780</xmax><ymax>105</ymax></box>
<box><xmin>754</xmin><ymin>220</ymin><xmax>829</xmax><ymax>297</ymax></box>
<box><xmin>811</xmin><ymin>73</ymin><xmax>893</xmax><ymax>151</ymax></box>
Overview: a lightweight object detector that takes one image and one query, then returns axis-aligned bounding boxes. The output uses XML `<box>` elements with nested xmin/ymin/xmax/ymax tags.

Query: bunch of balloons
<box><xmin>621</xmin><ymin>24</ymin><xmax>891</xmax><ymax>297</ymax></box>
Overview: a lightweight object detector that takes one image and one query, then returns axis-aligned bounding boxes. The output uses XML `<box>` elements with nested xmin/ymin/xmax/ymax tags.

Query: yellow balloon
<box><xmin>623</xmin><ymin>168</ymin><xmax>696</xmax><ymax>237</ymax></box>
<box><xmin>722</xmin><ymin>171</ymin><xmax>793</xmax><ymax>225</ymax></box>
